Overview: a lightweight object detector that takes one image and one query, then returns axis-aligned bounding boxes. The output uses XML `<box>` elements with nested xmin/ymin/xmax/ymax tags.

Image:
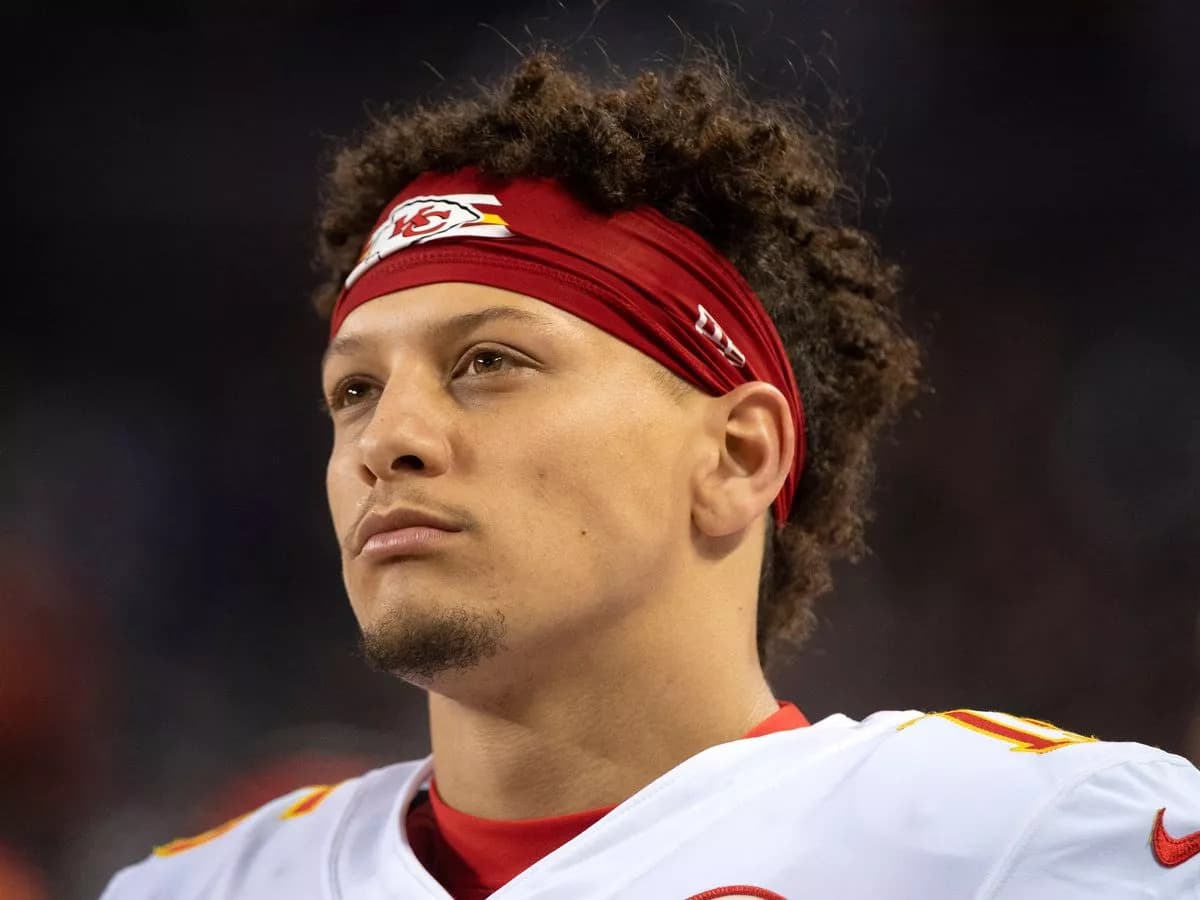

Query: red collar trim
<box><xmin>743</xmin><ymin>700</ymin><xmax>809</xmax><ymax>738</ymax></box>
<box><xmin>422</xmin><ymin>701</ymin><xmax>807</xmax><ymax>893</ymax></box>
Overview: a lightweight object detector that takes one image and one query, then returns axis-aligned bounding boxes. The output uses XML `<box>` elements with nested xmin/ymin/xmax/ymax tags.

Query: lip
<box><xmin>360</xmin><ymin>525</ymin><xmax>459</xmax><ymax>560</ymax></box>
<box><xmin>354</xmin><ymin>506</ymin><xmax>464</xmax><ymax>557</ymax></box>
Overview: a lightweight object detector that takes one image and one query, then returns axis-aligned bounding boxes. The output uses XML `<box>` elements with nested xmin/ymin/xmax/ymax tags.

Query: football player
<box><xmin>101</xmin><ymin>52</ymin><xmax>1200</xmax><ymax>899</ymax></box>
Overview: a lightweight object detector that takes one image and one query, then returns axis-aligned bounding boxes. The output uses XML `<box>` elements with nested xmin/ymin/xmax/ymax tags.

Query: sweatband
<box><xmin>330</xmin><ymin>167</ymin><xmax>805</xmax><ymax>527</ymax></box>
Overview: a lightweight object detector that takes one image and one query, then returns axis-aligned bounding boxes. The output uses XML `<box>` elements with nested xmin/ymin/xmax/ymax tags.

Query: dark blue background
<box><xmin>2</xmin><ymin>3</ymin><xmax>1198</xmax><ymax>896</ymax></box>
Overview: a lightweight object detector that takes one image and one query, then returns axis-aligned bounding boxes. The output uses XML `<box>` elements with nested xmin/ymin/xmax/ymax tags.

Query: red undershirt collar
<box><xmin>406</xmin><ymin>701</ymin><xmax>808</xmax><ymax>899</ymax></box>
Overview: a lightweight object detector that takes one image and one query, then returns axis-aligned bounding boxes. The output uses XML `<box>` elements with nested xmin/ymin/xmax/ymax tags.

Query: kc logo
<box><xmin>695</xmin><ymin>304</ymin><xmax>747</xmax><ymax>368</ymax></box>
<box><xmin>344</xmin><ymin>193</ymin><xmax>514</xmax><ymax>289</ymax></box>
<box><xmin>393</xmin><ymin>204</ymin><xmax>452</xmax><ymax>238</ymax></box>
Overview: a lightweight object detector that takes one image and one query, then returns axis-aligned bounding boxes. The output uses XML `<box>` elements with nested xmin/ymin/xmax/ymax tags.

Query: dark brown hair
<box><xmin>312</xmin><ymin>50</ymin><xmax>921</xmax><ymax>671</ymax></box>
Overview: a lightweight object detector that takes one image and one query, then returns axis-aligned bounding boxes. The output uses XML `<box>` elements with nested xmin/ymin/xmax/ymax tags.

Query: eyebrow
<box><xmin>321</xmin><ymin>305</ymin><xmax>561</xmax><ymax>370</ymax></box>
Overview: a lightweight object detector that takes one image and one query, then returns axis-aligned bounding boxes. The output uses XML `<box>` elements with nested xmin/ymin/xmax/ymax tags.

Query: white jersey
<box><xmin>101</xmin><ymin>708</ymin><xmax>1200</xmax><ymax>899</ymax></box>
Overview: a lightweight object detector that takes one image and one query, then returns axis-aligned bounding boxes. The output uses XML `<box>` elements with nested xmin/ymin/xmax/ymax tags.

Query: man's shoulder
<box><xmin>720</xmin><ymin>710</ymin><xmax>1190</xmax><ymax>897</ymax></box>
<box><xmin>880</xmin><ymin>708</ymin><xmax>1200</xmax><ymax>897</ymax></box>
<box><xmin>878</xmin><ymin>707</ymin><xmax>1186</xmax><ymax>788</ymax></box>
<box><xmin>99</xmin><ymin>759</ymin><xmax>425</xmax><ymax>900</ymax></box>
<box><xmin>746</xmin><ymin>708</ymin><xmax>1190</xmax><ymax>839</ymax></box>
<box><xmin>755</xmin><ymin>707</ymin><xmax>1200</xmax><ymax>895</ymax></box>
<box><xmin>788</xmin><ymin>707</ymin><xmax>1190</xmax><ymax>809</ymax></box>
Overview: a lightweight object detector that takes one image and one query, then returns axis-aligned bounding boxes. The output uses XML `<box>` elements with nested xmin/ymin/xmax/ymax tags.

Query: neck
<box><xmin>426</xmin><ymin>595</ymin><xmax>777</xmax><ymax>821</ymax></box>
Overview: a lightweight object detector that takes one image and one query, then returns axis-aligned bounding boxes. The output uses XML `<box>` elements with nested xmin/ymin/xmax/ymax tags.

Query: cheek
<box><xmin>496</xmin><ymin>393</ymin><xmax>682</xmax><ymax>570</ymax></box>
<box><xmin>325</xmin><ymin>446</ymin><xmax>361</xmax><ymax>541</ymax></box>
<box><xmin>590</xmin><ymin>414</ymin><xmax>683</xmax><ymax>534</ymax></box>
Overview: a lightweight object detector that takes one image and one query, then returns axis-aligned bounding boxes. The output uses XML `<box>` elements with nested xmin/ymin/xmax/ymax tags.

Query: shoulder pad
<box><xmin>99</xmin><ymin>773</ymin><xmax>367</xmax><ymax>899</ymax></box>
<box><xmin>852</xmin><ymin>709</ymin><xmax>1180</xmax><ymax>856</ymax></box>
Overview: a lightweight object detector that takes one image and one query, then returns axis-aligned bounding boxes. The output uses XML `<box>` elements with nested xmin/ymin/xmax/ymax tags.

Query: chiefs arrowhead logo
<box><xmin>686</xmin><ymin>888</ymin><xmax>786</xmax><ymax>899</ymax></box>
<box><xmin>344</xmin><ymin>193</ymin><xmax>513</xmax><ymax>289</ymax></box>
<box><xmin>392</xmin><ymin>203</ymin><xmax>453</xmax><ymax>238</ymax></box>
<box><xmin>1151</xmin><ymin>807</ymin><xmax>1200</xmax><ymax>867</ymax></box>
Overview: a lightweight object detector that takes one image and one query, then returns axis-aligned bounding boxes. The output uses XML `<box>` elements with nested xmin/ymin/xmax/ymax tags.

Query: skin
<box><xmin>322</xmin><ymin>281</ymin><xmax>795</xmax><ymax>820</ymax></box>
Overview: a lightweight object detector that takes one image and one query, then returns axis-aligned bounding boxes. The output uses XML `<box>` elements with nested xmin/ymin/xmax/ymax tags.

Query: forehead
<box><xmin>322</xmin><ymin>282</ymin><xmax>579</xmax><ymax>366</ymax></box>
<box><xmin>320</xmin><ymin>280</ymin><xmax>689</xmax><ymax>401</ymax></box>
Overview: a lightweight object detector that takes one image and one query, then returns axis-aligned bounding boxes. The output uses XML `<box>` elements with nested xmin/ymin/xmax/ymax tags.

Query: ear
<box><xmin>691</xmin><ymin>381</ymin><xmax>796</xmax><ymax>539</ymax></box>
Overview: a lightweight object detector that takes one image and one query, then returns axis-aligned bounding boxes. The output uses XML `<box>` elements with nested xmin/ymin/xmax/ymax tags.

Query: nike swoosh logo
<box><xmin>1151</xmin><ymin>807</ymin><xmax>1200</xmax><ymax>867</ymax></box>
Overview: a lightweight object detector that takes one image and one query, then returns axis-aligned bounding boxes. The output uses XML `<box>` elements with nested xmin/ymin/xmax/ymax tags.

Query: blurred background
<box><xmin>3</xmin><ymin>1</ymin><xmax>1199</xmax><ymax>896</ymax></box>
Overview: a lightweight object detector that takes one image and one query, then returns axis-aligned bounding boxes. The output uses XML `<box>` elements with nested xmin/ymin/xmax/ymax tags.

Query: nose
<box><xmin>355</xmin><ymin>378</ymin><xmax>451</xmax><ymax>486</ymax></box>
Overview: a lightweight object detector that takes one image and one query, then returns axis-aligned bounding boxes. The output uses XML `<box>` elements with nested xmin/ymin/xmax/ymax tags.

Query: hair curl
<box><xmin>312</xmin><ymin>50</ymin><xmax>921</xmax><ymax>671</ymax></box>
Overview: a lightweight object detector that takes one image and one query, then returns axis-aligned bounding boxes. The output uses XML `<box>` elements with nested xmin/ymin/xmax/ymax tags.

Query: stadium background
<box><xmin>2</xmin><ymin>2</ymin><xmax>1198</xmax><ymax>896</ymax></box>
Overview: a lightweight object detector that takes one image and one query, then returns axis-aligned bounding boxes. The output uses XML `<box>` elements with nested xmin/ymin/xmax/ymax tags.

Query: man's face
<box><xmin>323</xmin><ymin>282</ymin><xmax>702</xmax><ymax>689</ymax></box>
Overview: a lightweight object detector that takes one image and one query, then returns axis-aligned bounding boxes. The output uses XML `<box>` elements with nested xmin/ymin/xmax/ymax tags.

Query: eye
<box><xmin>325</xmin><ymin>377</ymin><xmax>378</xmax><ymax>412</ymax></box>
<box><xmin>322</xmin><ymin>346</ymin><xmax>526</xmax><ymax>415</ymax></box>
<box><xmin>455</xmin><ymin>346</ymin><xmax>521</xmax><ymax>379</ymax></box>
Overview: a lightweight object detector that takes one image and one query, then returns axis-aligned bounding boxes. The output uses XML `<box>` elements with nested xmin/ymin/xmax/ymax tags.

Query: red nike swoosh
<box><xmin>1151</xmin><ymin>808</ymin><xmax>1200</xmax><ymax>867</ymax></box>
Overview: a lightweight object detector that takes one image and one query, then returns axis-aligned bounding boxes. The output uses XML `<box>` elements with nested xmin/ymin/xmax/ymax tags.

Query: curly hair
<box><xmin>311</xmin><ymin>50</ymin><xmax>921</xmax><ymax>672</ymax></box>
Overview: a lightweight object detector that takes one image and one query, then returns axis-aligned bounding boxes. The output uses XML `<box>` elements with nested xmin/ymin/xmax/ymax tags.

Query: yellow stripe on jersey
<box><xmin>898</xmin><ymin>709</ymin><xmax>1097</xmax><ymax>754</ymax></box>
<box><xmin>152</xmin><ymin>782</ymin><xmax>345</xmax><ymax>857</ymax></box>
<box><xmin>280</xmin><ymin>784</ymin><xmax>338</xmax><ymax>819</ymax></box>
<box><xmin>153</xmin><ymin>812</ymin><xmax>252</xmax><ymax>857</ymax></box>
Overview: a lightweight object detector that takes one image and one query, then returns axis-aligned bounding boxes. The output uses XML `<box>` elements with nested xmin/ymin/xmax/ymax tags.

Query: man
<box><xmin>101</xmin><ymin>52</ymin><xmax>1200</xmax><ymax>899</ymax></box>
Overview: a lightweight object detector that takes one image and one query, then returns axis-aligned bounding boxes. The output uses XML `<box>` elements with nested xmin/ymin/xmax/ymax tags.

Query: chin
<box><xmin>356</xmin><ymin>599</ymin><xmax>508</xmax><ymax>684</ymax></box>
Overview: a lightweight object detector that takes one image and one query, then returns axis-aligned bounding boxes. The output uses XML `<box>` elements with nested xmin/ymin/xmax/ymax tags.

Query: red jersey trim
<box><xmin>411</xmin><ymin>700</ymin><xmax>808</xmax><ymax>894</ymax></box>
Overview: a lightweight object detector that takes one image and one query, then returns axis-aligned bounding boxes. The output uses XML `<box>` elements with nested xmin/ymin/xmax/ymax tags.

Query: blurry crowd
<box><xmin>4</xmin><ymin>2</ymin><xmax>1197</xmax><ymax>898</ymax></box>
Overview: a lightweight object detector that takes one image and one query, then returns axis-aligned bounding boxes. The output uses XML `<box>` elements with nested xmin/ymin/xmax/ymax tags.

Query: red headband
<box><xmin>330</xmin><ymin>167</ymin><xmax>806</xmax><ymax>527</ymax></box>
